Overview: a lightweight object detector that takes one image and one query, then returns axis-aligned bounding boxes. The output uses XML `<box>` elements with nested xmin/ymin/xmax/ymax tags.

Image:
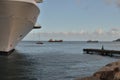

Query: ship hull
<box><xmin>0</xmin><ymin>0</ymin><xmax>39</xmax><ymax>54</ymax></box>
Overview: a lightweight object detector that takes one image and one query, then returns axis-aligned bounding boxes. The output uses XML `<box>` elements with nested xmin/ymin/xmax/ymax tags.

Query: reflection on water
<box><xmin>0</xmin><ymin>51</ymin><xmax>39</xmax><ymax>80</ymax></box>
<box><xmin>0</xmin><ymin>41</ymin><xmax>119</xmax><ymax>80</ymax></box>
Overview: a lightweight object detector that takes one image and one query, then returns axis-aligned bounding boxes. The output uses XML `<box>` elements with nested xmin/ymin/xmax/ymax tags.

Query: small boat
<box><xmin>48</xmin><ymin>39</ymin><xmax>63</xmax><ymax>42</ymax></box>
<box><xmin>36</xmin><ymin>41</ymin><xmax>43</xmax><ymax>44</ymax></box>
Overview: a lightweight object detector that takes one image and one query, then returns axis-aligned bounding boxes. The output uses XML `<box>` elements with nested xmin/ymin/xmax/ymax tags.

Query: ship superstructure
<box><xmin>0</xmin><ymin>0</ymin><xmax>42</xmax><ymax>55</ymax></box>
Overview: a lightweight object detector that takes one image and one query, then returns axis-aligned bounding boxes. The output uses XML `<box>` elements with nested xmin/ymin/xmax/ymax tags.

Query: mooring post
<box><xmin>102</xmin><ymin>45</ymin><xmax>104</xmax><ymax>50</ymax></box>
<box><xmin>101</xmin><ymin>45</ymin><xmax>104</xmax><ymax>55</ymax></box>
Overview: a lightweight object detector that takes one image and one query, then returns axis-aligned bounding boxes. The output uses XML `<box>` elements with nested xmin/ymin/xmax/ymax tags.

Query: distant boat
<box><xmin>48</xmin><ymin>39</ymin><xmax>63</xmax><ymax>42</ymax></box>
<box><xmin>87</xmin><ymin>40</ymin><xmax>99</xmax><ymax>43</ymax></box>
<box><xmin>113</xmin><ymin>38</ymin><xmax>120</xmax><ymax>42</ymax></box>
<box><xmin>36</xmin><ymin>41</ymin><xmax>43</xmax><ymax>44</ymax></box>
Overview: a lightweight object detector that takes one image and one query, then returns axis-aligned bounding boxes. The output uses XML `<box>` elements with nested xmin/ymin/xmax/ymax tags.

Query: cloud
<box><xmin>104</xmin><ymin>0</ymin><xmax>120</xmax><ymax>7</ymax></box>
<box><xmin>76</xmin><ymin>0</ymin><xmax>81</xmax><ymax>5</ymax></box>
<box><xmin>116</xmin><ymin>0</ymin><xmax>120</xmax><ymax>7</ymax></box>
<box><xmin>29</xmin><ymin>28</ymin><xmax>120</xmax><ymax>37</ymax></box>
<box><xmin>93</xmin><ymin>29</ymin><xmax>104</xmax><ymax>35</ymax></box>
<box><xmin>39</xmin><ymin>30</ymin><xmax>87</xmax><ymax>36</ymax></box>
<box><xmin>107</xmin><ymin>28</ymin><xmax>120</xmax><ymax>35</ymax></box>
<box><xmin>23</xmin><ymin>28</ymin><xmax>120</xmax><ymax>41</ymax></box>
<box><xmin>75</xmin><ymin>0</ymin><xmax>120</xmax><ymax>8</ymax></box>
<box><xmin>105</xmin><ymin>0</ymin><xmax>113</xmax><ymax>4</ymax></box>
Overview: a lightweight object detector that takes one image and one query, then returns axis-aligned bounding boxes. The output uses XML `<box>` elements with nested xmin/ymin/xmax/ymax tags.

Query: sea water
<box><xmin>0</xmin><ymin>41</ymin><xmax>119</xmax><ymax>80</ymax></box>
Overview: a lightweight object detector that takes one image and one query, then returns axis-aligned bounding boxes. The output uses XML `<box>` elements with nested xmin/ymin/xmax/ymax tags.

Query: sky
<box><xmin>24</xmin><ymin>0</ymin><xmax>120</xmax><ymax>41</ymax></box>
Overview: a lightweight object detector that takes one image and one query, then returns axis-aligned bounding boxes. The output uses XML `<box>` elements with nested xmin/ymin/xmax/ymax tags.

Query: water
<box><xmin>0</xmin><ymin>41</ymin><xmax>119</xmax><ymax>80</ymax></box>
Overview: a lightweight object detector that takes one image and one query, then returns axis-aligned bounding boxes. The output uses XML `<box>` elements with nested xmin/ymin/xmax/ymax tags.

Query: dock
<box><xmin>83</xmin><ymin>48</ymin><xmax>120</xmax><ymax>57</ymax></box>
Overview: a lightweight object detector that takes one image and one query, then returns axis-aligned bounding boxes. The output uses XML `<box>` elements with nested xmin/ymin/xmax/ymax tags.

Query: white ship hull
<box><xmin>0</xmin><ymin>0</ymin><xmax>40</xmax><ymax>54</ymax></box>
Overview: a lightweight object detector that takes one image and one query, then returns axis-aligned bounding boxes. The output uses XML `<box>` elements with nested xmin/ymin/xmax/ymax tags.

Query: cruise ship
<box><xmin>0</xmin><ymin>0</ymin><xmax>42</xmax><ymax>55</ymax></box>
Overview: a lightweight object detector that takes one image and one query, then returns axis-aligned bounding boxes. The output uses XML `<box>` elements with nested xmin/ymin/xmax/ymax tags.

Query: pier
<box><xmin>83</xmin><ymin>48</ymin><xmax>120</xmax><ymax>57</ymax></box>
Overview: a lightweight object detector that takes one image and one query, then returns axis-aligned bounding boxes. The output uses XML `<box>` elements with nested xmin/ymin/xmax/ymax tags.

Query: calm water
<box><xmin>0</xmin><ymin>41</ymin><xmax>119</xmax><ymax>80</ymax></box>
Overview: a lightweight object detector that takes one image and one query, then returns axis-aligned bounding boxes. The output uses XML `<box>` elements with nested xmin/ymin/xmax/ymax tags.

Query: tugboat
<box><xmin>87</xmin><ymin>40</ymin><xmax>99</xmax><ymax>43</ymax></box>
<box><xmin>48</xmin><ymin>39</ymin><xmax>63</xmax><ymax>42</ymax></box>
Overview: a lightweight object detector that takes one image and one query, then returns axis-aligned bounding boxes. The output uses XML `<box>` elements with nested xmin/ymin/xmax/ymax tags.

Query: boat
<box><xmin>87</xmin><ymin>40</ymin><xmax>99</xmax><ymax>43</ymax></box>
<box><xmin>0</xmin><ymin>0</ymin><xmax>43</xmax><ymax>55</ymax></box>
<box><xmin>48</xmin><ymin>39</ymin><xmax>63</xmax><ymax>42</ymax></box>
<box><xmin>113</xmin><ymin>38</ymin><xmax>120</xmax><ymax>42</ymax></box>
<box><xmin>35</xmin><ymin>27</ymin><xmax>43</xmax><ymax>44</ymax></box>
<box><xmin>36</xmin><ymin>41</ymin><xmax>43</xmax><ymax>44</ymax></box>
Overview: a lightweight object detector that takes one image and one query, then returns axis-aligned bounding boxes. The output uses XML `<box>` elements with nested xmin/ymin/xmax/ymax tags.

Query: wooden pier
<box><xmin>83</xmin><ymin>48</ymin><xmax>120</xmax><ymax>57</ymax></box>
